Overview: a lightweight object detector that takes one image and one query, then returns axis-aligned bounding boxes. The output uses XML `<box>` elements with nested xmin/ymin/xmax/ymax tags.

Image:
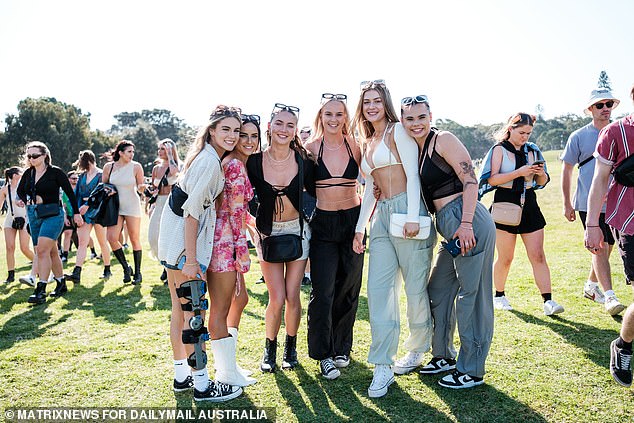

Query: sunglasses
<box><xmin>300</xmin><ymin>129</ymin><xmax>312</xmax><ymax>135</ymax></box>
<box><xmin>242</xmin><ymin>114</ymin><xmax>261</xmax><ymax>125</ymax></box>
<box><xmin>401</xmin><ymin>95</ymin><xmax>429</xmax><ymax>106</ymax></box>
<box><xmin>27</xmin><ymin>153</ymin><xmax>44</xmax><ymax>159</ymax></box>
<box><xmin>271</xmin><ymin>103</ymin><xmax>300</xmax><ymax>118</ymax></box>
<box><xmin>594</xmin><ymin>101</ymin><xmax>615</xmax><ymax>110</ymax></box>
<box><xmin>210</xmin><ymin>105</ymin><xmax>242</xmax><ymax>120</ymax></box>
<box><xmin>321</xmin><ymin>93</ymin><xmax>347</xmax><ymax>104</ymax></box>
<box><xmin>360</xmin><ymin>79</ymin><xmax>386</xmax><ymax>90</ymax></box>
<box><xmin>510</xmin><ymin>113</ymin><xmax>536</xmax><ymax>126</ymax></box>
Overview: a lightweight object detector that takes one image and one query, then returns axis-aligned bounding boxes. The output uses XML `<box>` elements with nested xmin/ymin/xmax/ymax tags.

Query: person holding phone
<box><xmin>479</xmin><ymin>112</ymin><xmax>564</xmax><ymax>316</ymax></box>
<box><xmin>398</xmin><ymin>94</ymin><xmax>495</xmax><ymax>389</ymax></box>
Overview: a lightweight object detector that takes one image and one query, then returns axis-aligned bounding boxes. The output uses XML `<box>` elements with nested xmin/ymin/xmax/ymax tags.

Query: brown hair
<box><xmin>74</xmin><ymin>150</ymin><xmax>96</xmax><ymax>171</ymax></box>
<box><xmin>103</xmin><ymin>140</ymin><xmax>135</xmax><ymax>162</ymax></box>
<box><xmin>494</xmin><ymin>113</ymin><xmax>537</xmax><ymax>142</ymax></box>
<box><xmin>351</xmin><ymin>82</ymin><xmax>399</xmax><ymax>150</ymax></box>
<box><xmin>266</xmin><ymin>109</ymin><xmax>311</xmax><ymax>160</ymax></box>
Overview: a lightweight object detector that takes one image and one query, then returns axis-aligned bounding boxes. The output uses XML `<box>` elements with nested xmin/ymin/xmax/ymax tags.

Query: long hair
<box><xmin>103</xmin><ymin>140</ymin><xmax>135</xmax><ymax>162</ymax></box>
<box><xmin>312</xmin><ymin>99</ymin><xmax>352</xmax><ymax>141</ymax></box>
<box><xmin>4</xmin><ymin>166</ymin><xmax>23</xmax><ymax>183</ymax></box>
<box><xmin>23</xmin><ymin>141</ymin><xmax>52</xmax><ymax>168</ymax></box>
<box><xmin>183</xmin><ymin>106</ymin><xmax>241</xmax><ymax>172</ymax></box>
<box><xmin>159</xmin><ymin>138</ymin><xmax>182</xmax><ymax>165</ymax></box>
<box><xmin>74</xmin><ymin>150</ymin><xmax>96</xmax><ymax>172</ymax></box>
<box><xmin>351</xmin><ymin>82</ymin><xmax>399</xmax><ymax>149</ymax></box>
<box><xmin>494</xmin><ymin>113</ymin><xmax>537</xmax><ymax>142</ymax></box>
<box><xmin>266</xmin><ymin>109</ymin><xmax>311</xmax><ymax>160</ymax></box>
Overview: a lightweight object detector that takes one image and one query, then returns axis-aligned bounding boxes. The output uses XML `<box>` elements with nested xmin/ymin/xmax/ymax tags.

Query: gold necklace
<box><xmin>266</xmin><ymin>149</ymin><xmax>292</xmax><ymax>165</ymax></box>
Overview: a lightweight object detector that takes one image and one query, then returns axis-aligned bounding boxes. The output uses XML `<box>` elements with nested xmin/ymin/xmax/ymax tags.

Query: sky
<box><xmin>0</xmin><ymin>0</ymin><xmax>632</xmax><ymax>133</ymax></box>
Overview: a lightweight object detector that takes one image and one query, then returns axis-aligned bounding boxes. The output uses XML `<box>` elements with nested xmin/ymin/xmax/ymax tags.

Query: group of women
<box><xmin>3</xmin><ymin>79</ymin><xmax>561</xmax><ymax>401</ymax></box>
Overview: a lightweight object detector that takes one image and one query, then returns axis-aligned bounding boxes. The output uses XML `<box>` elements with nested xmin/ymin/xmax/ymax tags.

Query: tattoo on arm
<box><xmin>460</xmin><ymin>161</ymin><xmax>478</xmax><ymax>182</ymax></box>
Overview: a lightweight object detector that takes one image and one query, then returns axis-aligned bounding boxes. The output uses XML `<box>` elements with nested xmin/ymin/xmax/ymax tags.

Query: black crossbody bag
<box><xmin>7</xmin><ymin>185</ymin><xmax>26</xmax><ymax>230</ymax></box>
<box><xmin>30</xmin><ymin>168</ymin><xmax>61</xmax><ymax>219</ymax></box>
<box><xmin>260</xmin><ymin>153</ymin><xmax>304</xmax><ymax>263</ymax></box>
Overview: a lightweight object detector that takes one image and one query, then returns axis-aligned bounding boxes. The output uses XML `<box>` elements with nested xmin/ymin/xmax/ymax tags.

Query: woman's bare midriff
<box><xmin>433</xmin><ymin>192</ymin><xmax>462</xmax><ymax>213</ymax></box>
<box><xmin>316</xmin><ymin>183</ymin><xmax>360</xmax><ymax>211</ymax></box>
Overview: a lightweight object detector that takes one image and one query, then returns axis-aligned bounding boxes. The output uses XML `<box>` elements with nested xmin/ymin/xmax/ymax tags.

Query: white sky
<box><xmin>0</xmin><ymin>0</ymin><xmax>632</xmax><ymax>133</ymax></box>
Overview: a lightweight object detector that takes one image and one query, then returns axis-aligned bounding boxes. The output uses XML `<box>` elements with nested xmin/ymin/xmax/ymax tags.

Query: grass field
<box><xmin>1</xmin><ymin>150</ymin><xmax>634</xmax><ymax>422</ymax></box>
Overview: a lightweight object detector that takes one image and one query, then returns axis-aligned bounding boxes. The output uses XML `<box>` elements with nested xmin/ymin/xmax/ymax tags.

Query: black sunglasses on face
<box><xmin>242</xmin><ymin>114</ymin><xmax>261</xmax><ymax>125</ymax></box>
<box><xmin>401</xmin><ymin>95</ymin><xmax>429</xmax><ymax>106</ymax></box>
<box><xmin>27</xmin><ymin>153</ymin><xmax>44</xmax><ymax>159</ymax></box>
<box><xmin>271</xmin><ymin>103</ymin><xmax>300</xmax><ymax>118</ymax></box>
<box><xmin>321</xmin><ymin>93</ymin><xmax>347</xmax><ymax>104</ymax></box>
<box><xmin>594</xmin><ymin>101</ymin><xmax>615</xmax><ymax>110</ymax></box>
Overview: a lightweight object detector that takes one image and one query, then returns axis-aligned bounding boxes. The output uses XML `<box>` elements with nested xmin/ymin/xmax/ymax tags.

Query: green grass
<box><xmin>1</xmin><ymin>150</ymin><xmax>634</xmax><ymax>422</ymax></box>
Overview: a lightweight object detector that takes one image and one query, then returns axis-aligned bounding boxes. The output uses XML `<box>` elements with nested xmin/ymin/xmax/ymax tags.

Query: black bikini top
<box><xmin>419</xmin><ymin>128</ymin><xmax>463</xmax><ymax>204</ymax></box>
<box><xmin>314</xmin><ymin>138</ymin><xmax>359</xmax><ymax>188</ymax></box>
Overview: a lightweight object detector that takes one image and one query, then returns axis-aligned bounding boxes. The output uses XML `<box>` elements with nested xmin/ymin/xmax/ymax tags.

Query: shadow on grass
<box><xmin>423</xmin><ymin>374</ymin><xmax>549</xmax><ymax>422</ymax></box>
<box><xmin>0</xmin><ymin>305</ymin><xmax>72</xmax><ymax>351</ymax></box>
<box><xmin>511</xmin><ymin>310</ymin><xmax>617</xmax><ymax>368</ymax></box>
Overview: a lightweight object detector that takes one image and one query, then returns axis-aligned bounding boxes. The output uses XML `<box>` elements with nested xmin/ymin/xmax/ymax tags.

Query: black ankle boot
<box><xmin>112</xmin><ymin>248</ymin><xmax>132</xmax><ymax>283</ymax></box>
<box><xmin>64</xmin><ymin>266</ymin><xmax>82</xmax><ymax>284</ymax></box>
<box><xmin>261</xmin><ymin>338</ymin><xmax>277</xmax><ymax>373</ymax></box>
<box><xmin>132</xmin><ymin>250</ymin><xmax>142</xmax><ymax>285</ymax></box>
<box><xmin>160</xmin><ymin>268</ymin><xmax>168</xmax><ymax>281</ymax></box>
<box><xmin>4</xmin><ymin>270</ymin><xmax>15</xmax><ymax>283</ymax></box>
<box><xmin>50</xmin><ymin>277</ymin><xmax>68</xmax><ymax>297</ymax></box>
<box><xmin>282</xmin><ymin>334</ymin><xmax>298</xmax><ymax>369</ymax></box>
<box><xmin>28</xmin><ymin>282</ymin><xmax>47</xmax><ymax>304</ymax></box>
<box><xmin>100</xmin><ymin>265</ymin><xmax>112</xmax><ymax>280</ymax></box>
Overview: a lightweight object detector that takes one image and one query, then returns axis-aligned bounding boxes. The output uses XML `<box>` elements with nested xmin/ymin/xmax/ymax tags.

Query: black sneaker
<box><xmin>438</xmin><ymin>370</ymin><xmax>484</xmax><ymax>389</ymax></box>
<box><xmin>193</xmin><ymin>380</ymin><xmax>242</xmax><ymax>402</ymax></box>
<box><xmin>610</xmin><ymin>339</ymin><xmax>633</xmax><ymax>387</ymax></box>
<box><xmin>173</xmin><ymin>376</ymin><xmax>194</xmax><ymax>392</ymax></box>
<box><xmin>256</xmin><ymin>275</ymin><xmax>265</xmax><ymax>284</ymax></box>
<box><xmin>320</xmin><ymin>358</ymin><xmax>340</xmax><ymax>380</ymax></box>
<box><xmin>100</xmin><ymin>268</ymin><xmax>113</xmax><ymax>280</ymax></box>
<box><xmin>419</xmin><ymin>357</ymin><xmax>457</xmax><ymax>374</ymax></box>
<box><xmin>301</xmin><ymin>276</ymin><xmax>311</xmax><ymax>286</ymax></box>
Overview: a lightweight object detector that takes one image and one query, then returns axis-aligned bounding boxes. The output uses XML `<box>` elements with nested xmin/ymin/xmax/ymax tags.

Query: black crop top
<box><xmin>314</xmin><ymin>138</ymin><xmax>359</xmax><ymax>188</ymax></box>
<box><xmin>419</xmin><ymin>128</ymin><xmax>463</xmax><ymax>212</ymax></box>
<box><xmin>246</xmin><ymin>151</ymin><xmax>315</xmax><ymax>235</ymax></box>
<box><xmin>17</xmin><ymin>165</ymin><xmax>80</xmax><ymax>214</ymax></box>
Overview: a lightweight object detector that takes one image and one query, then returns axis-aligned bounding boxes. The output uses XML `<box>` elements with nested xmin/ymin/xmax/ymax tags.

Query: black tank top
<box><xmin>419</xmin><ymin>128</ymin><xmax>463</xmax><ymax>210</ymax></box>
<box><xmin>314</xmin><ymin>138</ymin><xmax>358</xmax><ymax>188</ymax></box>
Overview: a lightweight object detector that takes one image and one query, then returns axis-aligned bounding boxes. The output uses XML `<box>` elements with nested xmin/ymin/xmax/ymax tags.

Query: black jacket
<box><xmin>84</xmin><ymin>183</ymin><xmax>119</xmax><ymax>227</ymax></box>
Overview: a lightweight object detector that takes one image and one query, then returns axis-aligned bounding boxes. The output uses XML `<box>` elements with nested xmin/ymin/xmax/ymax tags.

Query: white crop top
<box><xmin>355</xmin><ymin>123</ymin><xmax>422</xmax><ymax>233</ymax></box>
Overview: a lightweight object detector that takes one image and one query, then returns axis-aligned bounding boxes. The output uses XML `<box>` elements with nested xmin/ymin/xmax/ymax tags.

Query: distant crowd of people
<box><xmin>2</xmin><ymin>81</ymin><xmax>633</xmax><ymax>401</ymax></box>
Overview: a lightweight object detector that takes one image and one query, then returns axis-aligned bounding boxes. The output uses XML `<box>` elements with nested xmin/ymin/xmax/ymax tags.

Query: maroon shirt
<box><xmin>595</xmin><ymin>115</ymin><xmax>634</xmax><ymax>235</ymax></box>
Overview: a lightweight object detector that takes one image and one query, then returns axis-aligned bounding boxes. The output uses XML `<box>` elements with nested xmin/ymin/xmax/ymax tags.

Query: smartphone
<box><xmin>532</xmin><ymin>159</ymin><xmax>545</xmax><ymax>166</ymax></box>
<box><xmin>442</xmin><ymin>236</ymin><xmax>479</xmax><ymax>258</ymax></box>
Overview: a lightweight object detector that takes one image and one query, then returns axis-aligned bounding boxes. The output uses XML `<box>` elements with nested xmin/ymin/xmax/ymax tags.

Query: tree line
<box><xmin>0</xmin><ymin>96</ymin><xmax>620</xmax><ymax>174</ymax></box>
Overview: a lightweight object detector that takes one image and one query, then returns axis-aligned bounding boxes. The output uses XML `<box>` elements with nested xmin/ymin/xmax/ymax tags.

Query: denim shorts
<box><xmin>26</xmin><ymin>205</ymin><xmax>64</xmax><ymax>246</ymax></box>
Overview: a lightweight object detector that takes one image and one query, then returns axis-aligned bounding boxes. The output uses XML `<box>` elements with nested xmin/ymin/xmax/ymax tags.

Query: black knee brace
<box><xmin>177</xmin><ymin>279</ymin><xmax>209</xmax><ymax>370</ymax></box>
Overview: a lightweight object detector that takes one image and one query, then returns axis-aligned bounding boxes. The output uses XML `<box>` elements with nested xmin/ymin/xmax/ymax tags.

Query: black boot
<box><xmin>50</xmin><ymin>277</ymin><xmax>68</xmax><ymax>297</ymax></box>
<box><xmin>112</xmin><ymin>248</ymin><xmax>132</xmax><ymax>283</ymax></box>
<box><xmin>132</xmin><ymin>250</ymin><xmax>142</xmax><ymax>285</ymax></box>
<box><xmin>100</xmin><ymin>265</ymin><xmax>112</xmax><ymax>280</ymax></box>
<box><xmin>64</xmin><ymin>266</ymin><xmax>82</xmax><ymax>284</ymax></box>
<box><xmin>28</xmin><ymin>282</ymin><xmax>47</xmax><ymax>304</ymax></box>
<box><xmin>4</xmin><ymin>270</ymin><xmax>15</xmax><ymax>283</ymax></box>
<box><xmin>282</xmin><ymin>334</ymin><xmax>298</xmax><ymax>369</ymax></box>
<box><xmin>261</xmin><ymin>338</ymin><xmax>277</xmax><ymax>373</ymax></box>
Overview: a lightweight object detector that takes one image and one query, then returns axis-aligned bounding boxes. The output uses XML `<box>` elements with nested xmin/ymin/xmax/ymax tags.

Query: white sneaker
<box><xmin>19</xmin><ymin>275</ymin><xmax>36</xmax><ymax>287</ymax></box>
<box><xmin>543</xmin><ymin>300</ymin><xmax>564</xmax><ymax>316</ymax></box>
<box><xmin>493</xmin><ymin>296</ymin><xmax>513</xmax><ymax>311</ymax></box>
<box><xmin>583</xmin><ymin>283</ymin><xmax>605</xmax><ymax>304</ymax></box>
<box><xmin>605</xmin><ymin>295</ymin><xmax>626</xmax><ymax>316</ymax></box>
<box><xmin>368</xmin><ymin>365</ymin><xmax>394</xmax><ymax>398</ymax></box>
<box><xmin>393</xmin><ymin>351</ymin><xmax>425</xmax><ymax>375</ymax></box>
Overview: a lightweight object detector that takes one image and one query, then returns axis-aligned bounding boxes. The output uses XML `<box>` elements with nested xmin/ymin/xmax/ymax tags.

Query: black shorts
<box><xmin>578</xmin><ymin>211</ymin><xmax>616</xmax><ymax>245</ymax></box>
<box><xmin>492</xmin><ymin>188</ymin><xmax>546</xmax><ymax>234</ymax></box>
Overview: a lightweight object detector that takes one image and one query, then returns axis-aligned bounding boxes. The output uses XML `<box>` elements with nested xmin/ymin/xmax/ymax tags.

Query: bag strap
<box><xmin>297</xmin><ymin>151</ymin><xmax>304</xmax><ymax>239</ymax></box>
<box><xmin>29</xmin><ymin>167</ymin><xmax>37</xmax><ymax>205</ymax></box>
<box><xmin>578</xmin><ymin>155</ymin><xmax>594</xmax><ymax>168</ymax></box>
<box><xmin>418</xmin><ymin>128</ymin><xmax>437</xmax><ymax>214</ymax></box>
<box><xmin>520</xmin><ymin>149</ymin><xmax>528</xmax><ymax>208</ymax></box>
<box><xmin>7</xmin><ymin>184</ymin><xmax>15</xmax><ymax>216</ymax></box>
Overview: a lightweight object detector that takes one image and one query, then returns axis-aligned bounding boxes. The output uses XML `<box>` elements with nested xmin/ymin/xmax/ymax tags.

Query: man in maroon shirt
<box><xmin>586</xmin><ymin>84</ymin><xmax>634</xmax><ymax>387</ymax></box>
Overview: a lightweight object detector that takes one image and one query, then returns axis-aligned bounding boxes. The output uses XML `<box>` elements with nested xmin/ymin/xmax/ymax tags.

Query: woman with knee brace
<box><xmin>246</xmin><ymin>103</ymin><xmax>315</xmax><ymax>373</ymax></box>
<box><xmin>304</xmin><ymin>93</ymin><xmax>364</xmax><ymax>380</ymax></box>
<box><xmin>399</xmin><ymin>94</ymin><xmax>496</xmax><ymax>389</ymax></box>
<box><xmin>158</xmin><ymin>105</ymin><xmax>243</xmax><ymax>402</ymax></box>
<box><xmin>351</xmin><ymin>81</ymin><xmax>436</xmax><ymax>398</ymax></box>
<box><xmin>208</xmin><ymin>113</ymin><xmax>260</xmax><ymax>386</ymax></box>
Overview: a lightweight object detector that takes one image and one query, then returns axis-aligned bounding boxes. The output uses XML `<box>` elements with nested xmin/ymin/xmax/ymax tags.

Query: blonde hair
<box><xmin>351</xmin><ymin>82</ymin><xmax>399</xmax><ymax>150</ymax></box>
<box><xmin>312</xmin><ymin>100</ymin><xmax>352</xmax><ymax>141</ymax></box>
<box><xmin>159</xmin><ymin>138</ymin><xmax>181</xmax><ymax>165</ymax></box>
<box><xmin>494</xmin><ymin>113</ymin><xmax>537</xmax><ymax>142</ymax></box>
<box><xmin>266</xmin><ymin>109</ymin><xmax>311</xmax><ymax>160</ymax></box>
<box><xmin>23</xmin><ymin>141</ymin><xmax>52</xmax><ymax>168</ymax></box>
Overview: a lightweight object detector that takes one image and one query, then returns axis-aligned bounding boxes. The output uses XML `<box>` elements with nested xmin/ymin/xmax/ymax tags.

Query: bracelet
<box><xmin>460</xmin><ymin>224</ymin><xmax>473</xmax><ymax>230</ymax></box>
<box><xmin>586</xmin><ymin>225</ymin><xmax>600</xmax><ymax>228</ymax></box>
<box><xmin>463</xmin><ymin>212</ymin><xmax>474</xmax><ymax>215</ymax></box>
<box><xmin>183</xmin><ymin>262</ymin><xmax>198</xmax><ymax>267</ymax></box>
<box><xmin>461</xmin><ymin>221</ymin><xmax>472</xmax><ymax>224</ymax></box>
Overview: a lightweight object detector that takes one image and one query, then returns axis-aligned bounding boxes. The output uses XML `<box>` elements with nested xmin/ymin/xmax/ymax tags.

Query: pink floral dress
<box><xmin>209</xmin><ymin>159</ymin><xmax>255</xmax><ymax>273</ymax></box>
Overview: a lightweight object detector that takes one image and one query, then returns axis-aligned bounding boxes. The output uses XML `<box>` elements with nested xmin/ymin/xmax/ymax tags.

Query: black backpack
<box><xmin>612</xmin><ymin>120</ymin><xmax>634</xmax><ymax>187</ymax></box>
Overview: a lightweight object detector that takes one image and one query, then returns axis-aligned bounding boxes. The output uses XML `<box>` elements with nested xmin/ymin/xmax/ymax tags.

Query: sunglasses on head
<box><xmin>210</xmin><ymin>105</ymin><xmax>242</xmax><ymax>120</ymax></box>
<box><xmin>510</xmin><ymin>113</ymin><xmax>536</xmax><ymax>126</ymax></box>
<box><xmin>321</xmin><ymin>93</ymin><xmax>347</xmax><ymax>104</ymax></box>
<box><xmin>241</xmin><ymin>114</ymin><xmax>261</xmax><ymax>125</ymax></box>
<box><xmin>27</xmin><ymin>153</ymin><xmax>44</xmax><ymax>159</ymax></box>
<box><xmin>401</xmin><ymin>95</ymin><xmax>429</xmax><ymax>106</ymax></box>
<box><xmin>360</xmin><ymin>79</ymin><xmax>386</xmax><ymax>90</ymax></box>
<box><xmin>594</xmin><ymin>101</ymin><xmax>615</xmax><ymax>110</ymax></box>
<box><xmin>271</xmin><ymin>103</ymin><xmax>300</xmax><ymax>118</ymax></box>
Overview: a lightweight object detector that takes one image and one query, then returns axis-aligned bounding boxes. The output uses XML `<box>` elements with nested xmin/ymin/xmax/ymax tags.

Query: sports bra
<box><xmin>419</xmin><ymin>128</ymin><xmax>463</xmax><ymax>201</ymax></box>
<box><xmin>314</xmin><ymin>138</ymin><xmax>359</xmax><ymax>188</ymax></box>
<box><xmin>360</xmin><ymin>125</ymin><xmax>401</xmax><ymax>176</ymax></box>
